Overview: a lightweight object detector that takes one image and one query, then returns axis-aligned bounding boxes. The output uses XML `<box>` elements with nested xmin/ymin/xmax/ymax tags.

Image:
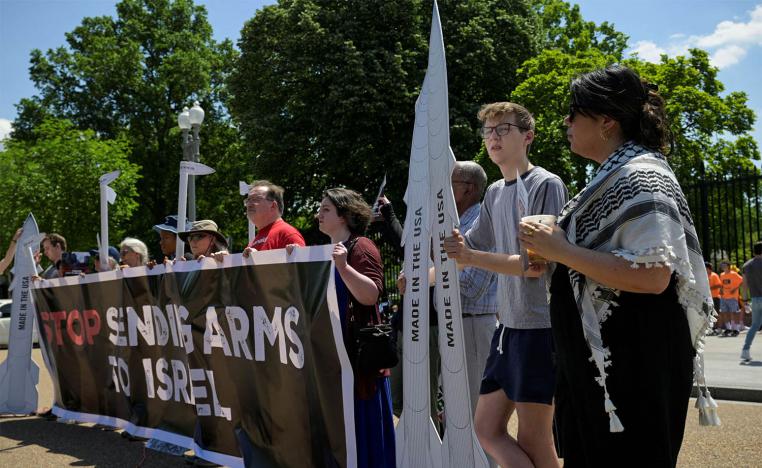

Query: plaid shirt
<box><xmin>459</xmin><ymin>203</ymin><xmax>498</xmax><ymax>316</ymax></box>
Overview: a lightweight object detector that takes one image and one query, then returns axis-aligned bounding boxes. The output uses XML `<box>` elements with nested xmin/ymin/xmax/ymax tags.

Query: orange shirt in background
<box><xmin>708</xmin><ymin>271</ymin><xmax>722</xmax><ymax>299</ymax></box>
<box><xmin>720</xmin><ymin>271</ymin><xmax>743</xmax><ymax>299</ymax></box>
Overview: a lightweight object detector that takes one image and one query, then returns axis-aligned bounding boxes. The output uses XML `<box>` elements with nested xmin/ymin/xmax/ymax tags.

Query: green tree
<box><xmin>506</xmin><ymin>48</ymin><xmax>759</xmax><ymax>193</ymax></box>
<box><xmin>12</xmin><ymin>0</ymin><xmax>238</xmax><ymax>251</ymax></box>
<box><xmin>229</xmin><ymin>0</ymin><xmax>542</xmax><ymax>217</ymax></box>
<box><xmin>0</xmin><ymin>118</ymin><xmax>140</xmax><ymax>251</ymax></box>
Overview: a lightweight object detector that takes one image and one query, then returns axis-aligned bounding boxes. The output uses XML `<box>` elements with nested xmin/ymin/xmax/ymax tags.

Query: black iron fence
<box><xmin>369</xmin><ymin>170</ymin><xmax>762</xmax><ymax>305</ymax></box>
<box><xmin>683</xmin><ymin>169</ymin><xmax>762</xmax><ymax>269</ymax></box>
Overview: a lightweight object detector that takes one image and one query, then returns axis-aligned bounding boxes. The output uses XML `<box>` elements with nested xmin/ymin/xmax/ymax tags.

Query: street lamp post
<box><xmin>177</xmin><ymin>101</ymin><xmax>205</xmax><ymax>222</ymax></box>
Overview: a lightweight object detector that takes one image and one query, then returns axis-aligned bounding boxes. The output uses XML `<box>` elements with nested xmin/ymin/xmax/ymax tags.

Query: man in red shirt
<box><xmin>243</xmin><ymin>180</ymin><xmax>305</xmax><ymax>254</ymax></box>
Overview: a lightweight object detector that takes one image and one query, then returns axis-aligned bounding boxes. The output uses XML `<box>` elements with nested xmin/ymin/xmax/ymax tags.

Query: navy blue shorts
<box><xmin>480</xmin><ymin>325</ymin><xmax>555</xmax><ymax>405</ymax></box>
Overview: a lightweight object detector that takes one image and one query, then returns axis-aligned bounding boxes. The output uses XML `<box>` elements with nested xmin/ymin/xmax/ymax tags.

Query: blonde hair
<box><xmin>477</xmin><ymin>102</ymin><xmax>535</xmax><ymax>131</ymax></box>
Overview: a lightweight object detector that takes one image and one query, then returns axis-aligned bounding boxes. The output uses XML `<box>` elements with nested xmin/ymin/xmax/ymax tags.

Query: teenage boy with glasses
<box><xmin>444</xmin><ymin>102</ymin><xmax>568</xmax><ymax>468</ymax></box>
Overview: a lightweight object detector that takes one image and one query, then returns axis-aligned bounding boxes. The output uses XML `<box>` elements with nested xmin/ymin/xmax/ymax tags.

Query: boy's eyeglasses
<box><xmin>479</xmin><ymin>122</ymin><xmax>528</xmax><ymax>139</ymax></box>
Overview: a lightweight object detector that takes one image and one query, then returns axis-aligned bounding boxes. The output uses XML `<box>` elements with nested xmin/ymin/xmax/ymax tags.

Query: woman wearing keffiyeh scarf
<box><xmin>519</xmin><ymin>65</ymin><xmax>719</xmax><ymax>467</ymax></box>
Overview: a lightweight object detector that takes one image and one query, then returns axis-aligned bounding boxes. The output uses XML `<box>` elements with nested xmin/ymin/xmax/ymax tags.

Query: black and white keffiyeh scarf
<box><xmin>557</xmin><ymin>141</ymin><xmax>720</xmax><ymax>432</ymax></box>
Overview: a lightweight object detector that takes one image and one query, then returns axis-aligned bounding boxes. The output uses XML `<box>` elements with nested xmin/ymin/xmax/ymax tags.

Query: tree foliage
<box><xmin>12</xmin><ymin>0</ymin><xmax>239</xmax><ymax>253</ymax></box>
<box><xmin>506</xmin><ymin>47</ymin><xmax>759</xmax><ymax>193</ymax></box>
<box><xmin>229</xmin><ymin>0</ymin><xmax>542</xmax><ymax>217</ymax></box>
<box><xmin>0</xmin><ymin>118</ymin><xmax>140</xmax><ymax>250</ymax></box>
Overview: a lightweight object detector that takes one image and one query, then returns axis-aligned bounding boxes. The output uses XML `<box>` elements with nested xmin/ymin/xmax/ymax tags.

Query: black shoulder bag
<box><xmin>344</xmin><ymin>238</ymin><xmax>399</xmax><ymax>373</ymax></box>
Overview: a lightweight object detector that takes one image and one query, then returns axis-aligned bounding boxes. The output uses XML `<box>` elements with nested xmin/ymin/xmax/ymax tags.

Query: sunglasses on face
<box><xmin>188</xmin><ymin>233</ymin><xmax>210</xmax><ymax>242</ymax></box>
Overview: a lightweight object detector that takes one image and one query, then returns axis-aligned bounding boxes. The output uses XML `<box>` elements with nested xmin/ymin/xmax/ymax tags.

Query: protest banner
<box><xmin>31</xmin><ymin>247</ymin><xmax>355</xmax><ymax>468</ymax></box>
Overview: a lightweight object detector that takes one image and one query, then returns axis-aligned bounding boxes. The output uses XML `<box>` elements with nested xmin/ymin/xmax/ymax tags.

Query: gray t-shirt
<box><xmin>742</xmin><ymin>256</ymin><xmax>762</xmax><ymax>298</ymax></box>
<box><xmin>464</xmin><ymin>166</ymin><xmax>568</xmax><ymax>329</ymax></box>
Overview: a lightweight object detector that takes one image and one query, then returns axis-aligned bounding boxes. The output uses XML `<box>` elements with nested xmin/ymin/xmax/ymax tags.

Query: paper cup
<box><xmin>520</xmin><ymin>215</ymin><xmax>557</xmax><ymax>264</ymax></box>
<box><xmin>520</xmin><ymin>214</ymin><xmax>557</xmax><ymax>226</ymax></box>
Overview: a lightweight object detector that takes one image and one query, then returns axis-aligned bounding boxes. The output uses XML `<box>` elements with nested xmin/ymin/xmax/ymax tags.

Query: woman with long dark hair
<box><xmin>519</xmin><ymin>65</ymin><xmax>718</xmax><ymax>466</ymax></box>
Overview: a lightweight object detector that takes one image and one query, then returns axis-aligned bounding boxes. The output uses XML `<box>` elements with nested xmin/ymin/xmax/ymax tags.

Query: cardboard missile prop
<box><xmin>99</xmin><ymin>170</ymin><xmax>120</xmax><ymax>270</ymax></box>
<box><xmin>239</xmin><ymin>181</ymin><xmax>256</xmax><ymax>243</ymax></box>
<box><xmin>0</xmin><ymin>214</ymin><xmax>43</xmax><ymax>414</ymax></box>
<box><xmin>425</xmin><ymin>2</ymin><xmax>489</xmax><ymax>467</ymax></box>
<box><xmin>175</xmin><ymin>162</ymin><xmax>215</xmax><ymax>260</ymax></box>
<box><xmin>396</xmin><ymin>73</ymin><xmax>443</xmax><ymax>468</ymax></box>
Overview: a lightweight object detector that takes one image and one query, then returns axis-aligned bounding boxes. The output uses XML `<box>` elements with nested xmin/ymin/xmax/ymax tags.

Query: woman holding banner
<box><xmin>317</xmin><ymin>187</ymin><xmax>395</xmax><ymax>468</ymax></box>
<box><xmin>518</xmin><ymin>65</ymin><xmax>716</xmax><ymax>466</ymax></box>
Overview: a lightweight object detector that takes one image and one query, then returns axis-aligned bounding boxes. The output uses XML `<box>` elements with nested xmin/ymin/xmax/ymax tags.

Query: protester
<box><xmin>152</xmin><ymin>215</ymin><xmax>189</xmax><ymax>260</ymax></box>
<box><xmin>40</xmin><ymin>233</ymin><xmax>67</xmax><ymax>279</ymax></box>
<box><xmin>119</xmin><ymin>237</ymin><xmax>149</xmax><ymax>267</ymax></box>
<box><xmin>89</xmin><ymin>246</ymin><xmax>121</xmax><ymax>272</ymax></box>
<box><xmin>178</xmin><ymin>220</ymin><xmax>229</xmax><ymax>260</ymax></box>
<box><xmin>243</xmin><ymin>180</ymin><xmax>305</xmax><ymax>254</ymax></box>
<box><xmin>518</xmin><ymin>65</ymin><xmax>716</xmax><ymax>465</ymax></box>
<box><xmin>720</xmin><ymin>260</ymin><xmax>743</xmax><ymax>336</ymax></box>
<box><xmin>741</xmin><ymin>242</ymin><xmax>762</xmax><ymax>361</ymax></box>
<box><xmin>0</xmin><ymin>227</ymin><xmax>23</xmax><ymax>276</ymax></box>
<box><xmin>705</xmin><ymin>261</ymin><xmax>722</xmax><ymax>335</ymax></box>
<box><xmin>316</xmin><ymin>187</ymin><xmax>395</xmax><ymax>467</ymax></box>
<box><xmin>444</xmin><ymin>102</ymin><xmax>567</xmax><ymax>468</ymax></box>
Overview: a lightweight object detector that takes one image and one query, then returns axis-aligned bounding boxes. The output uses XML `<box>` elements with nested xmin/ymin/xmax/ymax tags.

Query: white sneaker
<box><xmin>741</xmin><ymin>349</ymin><xmax>752</xmax><ymax>361</ymax></box>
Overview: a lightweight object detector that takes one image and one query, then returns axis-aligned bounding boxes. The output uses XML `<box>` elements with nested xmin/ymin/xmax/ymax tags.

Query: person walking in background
<box><xmin>720</xmin><ymin>261</ymin><xmax>743</xmax><ymax>336</ymax></box>
<box><xmin>741</xmin><ymin>242</ymin><xmax>762</xmax><ymax>361</ymax></box>
<box><xmin>519</xmin><ymin>65</ymin><xmax>715</xmax><ymax>465</ymax></box>
<box><xmin>705</xmin><ymin>261</ymin><xmax>722</xmax><ymax>335</ymax></box>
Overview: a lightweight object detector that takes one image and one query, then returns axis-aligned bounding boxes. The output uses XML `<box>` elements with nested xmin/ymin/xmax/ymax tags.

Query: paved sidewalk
<box><xmin>701</xmin><ymin>328</ymin><xmax>762</xmax><ymax>401</ymax></box>
<box><xmin>1</xmin><ymin>346</ymin><xmax>759</xmax><ymax>467</ymax></box>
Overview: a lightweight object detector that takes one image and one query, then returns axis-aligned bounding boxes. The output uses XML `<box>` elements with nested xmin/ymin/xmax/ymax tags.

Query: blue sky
<box><xmin>1</xmin><ymin>0</ymin><xmax>761</xmax><ymax>148</ymax></box>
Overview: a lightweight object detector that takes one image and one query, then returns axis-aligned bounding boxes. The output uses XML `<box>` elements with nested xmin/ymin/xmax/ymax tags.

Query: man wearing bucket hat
<box><xmin>153</xmin><ymin>214</ymin><xmax>191</xmax><ymax>260</ymax></box>
<box><xmin>178</xmin><ymin>220</ymin><xmax>229</xmax><ymax>260</ymax></box>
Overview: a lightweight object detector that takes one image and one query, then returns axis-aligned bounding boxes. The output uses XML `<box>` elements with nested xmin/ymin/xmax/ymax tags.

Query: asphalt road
<box><xmin>0</xmin><ymin>349</ymin><xmax>759</xmax><ymax>467</ymax></box>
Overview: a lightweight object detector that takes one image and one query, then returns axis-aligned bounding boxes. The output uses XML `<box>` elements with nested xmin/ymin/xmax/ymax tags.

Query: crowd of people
<box><xmin>1</xmin><ymin>65</ymin><xmax>749</xmax><ymax>467</ymax></box>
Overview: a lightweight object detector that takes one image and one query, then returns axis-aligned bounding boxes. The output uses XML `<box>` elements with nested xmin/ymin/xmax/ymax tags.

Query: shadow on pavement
<box><xmin>0</xmin><ymin>416</ymin><xmax>186</xmax><ymax>467</ymax></box>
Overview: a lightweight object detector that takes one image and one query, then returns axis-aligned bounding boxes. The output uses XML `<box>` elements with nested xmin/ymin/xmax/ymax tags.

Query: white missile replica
<box><xmin>99</xmin><ymin>170</ymin><xmax>120</xmax><ymax>270</ymax></box>
<box><xmin>428</xmin><ymin>2</ymin><xmax>488</xmax><ymax>467</ymax></box>
<box><xmin>239</xmin><ymin>181</ymin><xmax>256</xmax><ymax>242</ymax></box>
<box><xmin>396</xmin><ymin>73</ymin><xmax>442</xmax><ymax>468</ymax></box>
<box><xmin>0</xmin><ymin>214</ymin><xmax>43</xmax><ymax>414</ymax></box>
<box><xmin>175</xmin><ymin>161</ymin><xmax>215</xmax><ymax>259</ymax></box>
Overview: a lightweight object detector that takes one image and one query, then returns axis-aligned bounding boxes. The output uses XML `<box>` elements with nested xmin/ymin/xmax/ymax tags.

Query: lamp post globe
<box><xmin>178</xmin><ymin>106</ymin><xmax>191</xmax><ymax>130</ymax></box>
<box><xmin>189</xmin><ymin>101</ymin><xmax>205</xmax><ymax>126</ymax></box>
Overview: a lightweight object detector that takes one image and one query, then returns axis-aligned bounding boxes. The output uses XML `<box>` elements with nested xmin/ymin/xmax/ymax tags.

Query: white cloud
<box><xmin>628</xmin><ymin>40</ymin><xmax>666</xmax><ymax>62</ymax></box>
<box><xmin>711</xmin><ymin>45</ymin><xmax>748</xmax><ymax>68</ymax></box>
<box><xmin>0</xmin><ymin>119</ymin><xmax>12</xmax><ymax>141</ymax></box>
<box><xmin>627</xmin><ymin>4</ymin><xmax>762</xmax><ymax>70</ymax></box>
<box><xmin>695</xmin><ymin>5</ymin><xmax>762</xmax><ymax>48</ymax></box>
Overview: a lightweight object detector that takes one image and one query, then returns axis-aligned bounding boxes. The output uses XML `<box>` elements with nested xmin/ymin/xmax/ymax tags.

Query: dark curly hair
<box><xmin>322</xmin><ymin>188</ymin><xmax>372</xmax><ymax>235</ymax></box>
<box><xmin>570</xmin><ymin>65</ymin><xmax>672</xmax><ymax>153</ymax></box>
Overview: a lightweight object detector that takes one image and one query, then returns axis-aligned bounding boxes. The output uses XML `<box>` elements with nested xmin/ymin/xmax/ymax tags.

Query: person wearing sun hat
<box><xmin>178</xmin><ymin>220</ymin><xmax>229</xmax><ymax>259</ymax></box>
<box><xmin>153</xmin><ymin>214</ymin><xmax>191</xmax><ymax>260</ymax></box>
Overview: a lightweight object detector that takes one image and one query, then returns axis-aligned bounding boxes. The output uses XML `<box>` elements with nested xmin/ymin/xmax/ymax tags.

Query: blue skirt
<box><xmin>336</xmin><ymin>270</ymin><xmax>396</xmax><ymax>467</ymax></box>
<box><xmin>354</xmin><ymin>377</ymin><xmax>396</xmax><ymax>468</ymax></box>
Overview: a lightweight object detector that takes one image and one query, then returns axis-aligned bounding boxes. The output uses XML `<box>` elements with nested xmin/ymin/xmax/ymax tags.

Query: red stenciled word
<box><xmin>39</xmin><ymin>309</ymin><xmax>101</xmax><ymax>346</ymax></box>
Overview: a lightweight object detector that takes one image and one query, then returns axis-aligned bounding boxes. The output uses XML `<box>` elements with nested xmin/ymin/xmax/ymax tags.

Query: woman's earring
<box><xmin>600</xmin><ymin>129</ymin><xmax>609</xmax><ymax>142</ymax></box>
